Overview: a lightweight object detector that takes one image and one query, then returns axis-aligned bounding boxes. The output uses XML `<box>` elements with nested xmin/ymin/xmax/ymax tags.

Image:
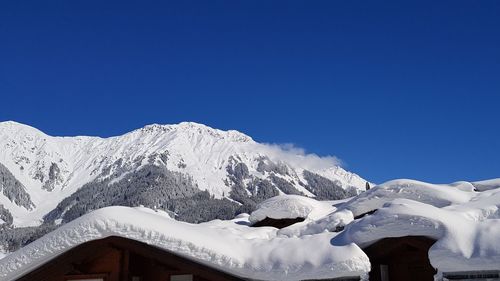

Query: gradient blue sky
<box><xmin>1</xmin><ymin>1</ymin><xmax>499</xmax><ymax>184</ymax></box>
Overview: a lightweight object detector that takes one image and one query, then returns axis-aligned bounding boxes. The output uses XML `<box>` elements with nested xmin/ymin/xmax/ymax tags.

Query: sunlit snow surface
<box><xmin>0</xmin><ymin>121</ymin><xmax>368</xmax><ymax>227</ymax></box>
<box><xmin>1</xmin><ymin>179</ymin><xmax>500</xmax><ymax>280</ymax></box>
<box><xmin>0</xmin><ymin>206</ymin><xmax>369</xmax><ymax>281</ymax></box>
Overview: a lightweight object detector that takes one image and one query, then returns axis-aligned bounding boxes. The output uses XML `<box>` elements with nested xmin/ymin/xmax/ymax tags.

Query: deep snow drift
<box><xmin>0</xmin><ymin>206</ymin><xmax>369</xmax><ymax>281</ymax></box>
<box><xmin>1</xmin><ymin>178</ymin><xmax>500</xmax><ymax>280</ymax></box>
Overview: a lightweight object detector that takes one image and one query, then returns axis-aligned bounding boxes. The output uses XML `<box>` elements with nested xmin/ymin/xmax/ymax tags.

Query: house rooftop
<box><xmin>0</xmin><ymin>206</ymin><xmax>369</xmax><ymax>281</ymax></box>
<box><xmin>1</xmin><ymin>178</ymin><xmax>500</xmax><ymax>280</ymax></box>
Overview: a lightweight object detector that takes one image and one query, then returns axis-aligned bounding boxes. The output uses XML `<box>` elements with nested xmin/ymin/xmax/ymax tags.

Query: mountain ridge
<box><xmin>0</xmin><ymin>120</ymin><xmax>367</xmax><ymax>227</ymax></box>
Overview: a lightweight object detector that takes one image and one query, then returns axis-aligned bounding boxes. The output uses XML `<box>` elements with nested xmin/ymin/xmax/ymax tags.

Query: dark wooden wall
<box><xmin>363</xmin><ymin>236</ymin><xmax>437</xmax><ymax>281</ymax></box>
<box><xmin>252</xmin><ymin>217</ymin><xmax>305</xmax><ymax>228</ymax></box>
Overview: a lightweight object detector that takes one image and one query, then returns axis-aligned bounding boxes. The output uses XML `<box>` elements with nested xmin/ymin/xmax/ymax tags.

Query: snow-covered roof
<box><xmin>0</xmin><ymin>206</ymin><xmax>369</xmax><ymax>281</ymax></box>
<box><xmin>472</xmin><ymin>178</ymin><xmax>500</xmax><ymax>191</ymax></box>
<box><xmin>342</xmin><ymin>179</ymin><xmax>475</xmax><ymax>217</ymax></box>
<box><xmin>248</xmin><ymin>194</ymin><xmax>336</xmax><ymax>223</ymax></box>
<box><xmin>320</xmin><ymin>180</ymin><xmax>500</xmax><ymax>277</ymax></box>
<box><xmin>1</xmin><ymin>178</ymin><xmax>500</xmax><ymax>280</ymax></box>
<box><xmin>339</xmin><ymin>199</ymin><xmax>500</xmax><ymax>272</ymax></box>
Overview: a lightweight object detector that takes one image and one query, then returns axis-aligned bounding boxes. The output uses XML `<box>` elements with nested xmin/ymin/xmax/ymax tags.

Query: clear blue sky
<box><xmin>1</xmin><ymin>1</ymin><xmax>499</xmax><ymax>183</ymax></box>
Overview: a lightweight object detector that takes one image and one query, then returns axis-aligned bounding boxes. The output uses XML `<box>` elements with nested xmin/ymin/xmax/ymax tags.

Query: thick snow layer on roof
<box><xmin>2</xmin><ymin>178</ymin><xmax>500</xmax><ymax>280</ymax></box>
<box><xmin>444</xmin><ymin>187</ymin><xmax>500</xmax><ymax>221</ymax></box>
<box><xmin>431</xmin><ymin>219</ymin><xmax>500</xmax><ymax>272</ymax></box>
<box><xmin>0</xmin><ymin>206</ymin><xmax>369</xmax><ymax>281</ymax></box>
<box><xmin>472</xmin><ymin>178</ymin><xmax>500</xmax><ymax>191</ymax></box>
<box><xmin>337</xmin><ymin>200</ymin><xmax>451</xmax><ymax>247</ymax></box>
<box><xmin>342</xmin><ymin>199</ymin><xmax>500</xmax><ymax>273</ymax></box>
<box><xmin>279</xmin><ymin>208</ymin><xmax>355</xmax><ymax>237</ymax></box>
<box><xmin>342</xmin><ymin>179</ymin><xmax>475</xmax><ymax>217</ymax></box>
<box><xmin>248</xmin><ymin>194</ymin><xmax>336</xmax><ymax>223</ymax></box>
<box><xmin>272</xmin><ymin>180</ymin><xmax>500</xmax><ymax>276</ymax></box>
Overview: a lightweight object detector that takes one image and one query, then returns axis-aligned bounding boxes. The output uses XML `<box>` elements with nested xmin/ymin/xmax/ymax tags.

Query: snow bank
<box><xmin>336</xmin><ymin>198</ymin><xmax>500</xmax><ymax>274</ymax></box>
<box><xmin>278</xmin><ymin>179</ymin><xmax>500</xmax><ymax>276</ymax></box>
<box><xmin>337</xmin><ymin>200</ymin><xmax>450</xmax><ymax>247</ymax></box>
<box><xmin>342</xmin><ymin>179</ymin><xmax>475</xmax><ymax>217</ymax></box>
<box><xmin>249</xmin><ymin>194</ymin><xmax>335</xmax><ymax>223</ymax></box>
<box><xmin>472</xmin><ymin>178</ymin><xmax>500</xmax><ymax>191</ymax></box>
<box><xmin>278</xmin><ymin>209</ymin><xmax>355</xmax><ymax>237</ymax></box>
<box><xmin>0</xmin><ymin>206</ymin><xmax>370</xmax><ymax>281</ymax></box>
<box><xmin>444</xmin><ymin>187</ymin><xmax>500</xmax><ymax>221</ymax></box>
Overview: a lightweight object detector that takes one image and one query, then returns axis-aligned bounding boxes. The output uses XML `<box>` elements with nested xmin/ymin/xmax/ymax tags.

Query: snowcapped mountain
<box><xmin>0</xmin><ymin>121</ymin><xmax>368</xmax><ymax>227</ymax></box>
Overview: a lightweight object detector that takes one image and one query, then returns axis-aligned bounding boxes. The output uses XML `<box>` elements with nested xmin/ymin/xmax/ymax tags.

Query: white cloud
<box><xmin>257</xmin><ymin>143</ymin><xmax>343</xmax><ymax>171</ymax></box>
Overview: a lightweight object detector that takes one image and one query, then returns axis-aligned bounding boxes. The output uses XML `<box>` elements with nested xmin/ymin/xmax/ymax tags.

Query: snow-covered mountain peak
<box><xmin>0</xmin><ymin>121</ymin><xmax>47</xmax><ymax>138</ymax></box>
<box><xmin>0</xmin><ymin>121</ymin><xmax>101</xmax><ymax>144</ymax></box>
<box><xmin>0</xmin><ymin>121</ymin><xmax>368</xmax><ymax>227</ymax></box>
<box><xmin>133</xmin><ymin>122</ymin><xmax>254</xmax><ymax>144</ymax></box>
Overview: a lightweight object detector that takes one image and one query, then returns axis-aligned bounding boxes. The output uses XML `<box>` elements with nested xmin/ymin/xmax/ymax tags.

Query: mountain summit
<box><xmin>0</xmin><ymin>121</ymin><xmax>367</xmax><ymax>227</ymax></box>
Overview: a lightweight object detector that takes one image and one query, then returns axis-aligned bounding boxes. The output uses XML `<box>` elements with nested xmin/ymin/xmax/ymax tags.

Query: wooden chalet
<box><xmin>15</xmin><ymin>236</ymin><xmax>242</xmax><ymax>281</ymax></box>
<box><xmin>11</xmin><ymin>234</ymin><xmax>366</xmax><ymax>281</ymax></box>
